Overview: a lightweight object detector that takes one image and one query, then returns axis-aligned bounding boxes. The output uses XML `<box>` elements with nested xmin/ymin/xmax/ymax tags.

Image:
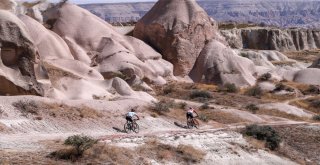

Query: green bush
<box><xmin>312</xmin><ymin>115</ymin><xmax>320</xmax><ymax>121</ymax></box>
<box><xmin>258</xmin><ymin>73</ymin><xmax>272</xmax><ymax>81</ymax></box>
<box><xmin>64</xmin><ymin>135</ymin><xmax>97</xmax><ymax>156</ymax></box>
<box><xmin>245</xmin><ymin>125</ymin><xmax>281</xmax><ymax>150</ymax></box>
<box><xmin>245</xmin><ymin>104</ymin><xmax>259</xmax><ymax>114</ymax></box>
<box><xmin>151</xmin><ymin>100</ymin><xmax>174</xmax><ymax>113</ymax></box>
<box><xmin>245</xmin><ymin>86</ymin><xmax>263</xmax><ymax>97</ymax></box>
<box><xmin>49</xmin><ymin>135</ymin><xmax>97</xmax><ymax>161</ymax></box>
<box><xmin>218</xmin><ymin>83</ymin><xmax>238</xmax><ymax>93</ymax></box>
<box><xmin>189</xmin><ymin>90</ymin><xmax>212</xmax><ymax>99</ymax></box>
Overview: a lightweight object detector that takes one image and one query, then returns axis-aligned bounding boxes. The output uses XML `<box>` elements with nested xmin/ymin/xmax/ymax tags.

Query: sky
<box><xmin>25</xmin><ymin>0</ymin><xmax>156</xmax><ymax>4</ymax></box>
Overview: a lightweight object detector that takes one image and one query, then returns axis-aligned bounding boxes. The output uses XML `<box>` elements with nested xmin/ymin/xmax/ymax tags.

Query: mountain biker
<box><xmin>126</xmin><ymin>109</ymin><xmax>140</xmax><ymax>123</ymax></box>
<box><xmin>186</xmin><ymin>107</ymin><xmax>199</xmax><ymax>125</ymax></box>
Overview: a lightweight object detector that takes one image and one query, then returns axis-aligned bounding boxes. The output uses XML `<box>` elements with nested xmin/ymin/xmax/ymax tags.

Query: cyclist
<box><xmin>186</xmin><ymin>107</ymin><xmax>199</xmax><ymax>125</ymax></box>
<box><xmin>126</xmin><ymin>109</ymin><xmax>140</xmax><ymax>123</ymax></box>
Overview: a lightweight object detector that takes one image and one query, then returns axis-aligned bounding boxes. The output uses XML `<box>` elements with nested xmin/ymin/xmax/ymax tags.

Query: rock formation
<box><xmin>221</xmin><ymin>28</ymin><xmax>320</xmax><ymax>51</ymax></box>
<box><xmin>190</xmin><ymin>40</ymin><xmax>256</xmax><ymax>87</ymax></box>
<box><xmin>42</xmin><ymin>3</ymin><xmax>174</xmax><ymax>85</ymax></box>
<box><xmin>0</xmin><ymin>10</ymin><xmax>43</xmax><ymax>96</ymax></box>
<box><xmin>133</xmin><ymin>0</ymin><xmax>223</xmax><ymax>76</ymax></box>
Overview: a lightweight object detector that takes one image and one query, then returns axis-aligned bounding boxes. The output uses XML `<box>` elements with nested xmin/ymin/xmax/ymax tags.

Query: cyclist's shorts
<box><xmin>126</xmin><ymin>116</ymin><xmax>133</xmax><ymax>122</ymax></box>
<box><xmin>186</xmin><ymin>112</ymin><xmax>193</xmax><ymax>119</ymax></box>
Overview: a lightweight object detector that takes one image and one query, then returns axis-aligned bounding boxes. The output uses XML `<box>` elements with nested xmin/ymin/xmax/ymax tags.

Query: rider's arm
<box><xmin>135</xmin><ymin>114</ymin><xmax>140</xmax><ymax>120</ymax></box>
<box><xmin>194</xmin><ymin>110</ymin><xmax>199</xmax><ymax>116</ymax></box>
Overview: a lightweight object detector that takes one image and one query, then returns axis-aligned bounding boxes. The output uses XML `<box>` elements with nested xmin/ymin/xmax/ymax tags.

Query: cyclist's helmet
<box><xmin>131</xmin><ymin>109</ymin><xmax>136</xmax><ymax>112</ymax></box>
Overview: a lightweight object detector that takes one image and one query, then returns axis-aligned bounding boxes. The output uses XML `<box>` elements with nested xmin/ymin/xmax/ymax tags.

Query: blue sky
<box><xmin>25</xmin><ymin>0</ymin><xmax>156</xmax><ymax>4</ymax></box>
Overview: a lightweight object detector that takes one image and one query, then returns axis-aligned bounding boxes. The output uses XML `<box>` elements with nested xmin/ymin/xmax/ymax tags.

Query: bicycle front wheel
<box><xmin>124</xmin><ymin>123</ymin><xmax>131</xmax><ymax>133</ymax></box>
<box><xmin>132</xmin><ymin>123</ymin><xmax>139</xmax><ymax>133</ymax></box>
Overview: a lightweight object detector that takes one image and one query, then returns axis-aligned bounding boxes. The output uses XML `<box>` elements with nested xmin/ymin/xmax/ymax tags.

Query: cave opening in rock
<box><xmin>0</xmin><ymin>42</ymin><xmax>19</xmax><ymax>67</ymax></box>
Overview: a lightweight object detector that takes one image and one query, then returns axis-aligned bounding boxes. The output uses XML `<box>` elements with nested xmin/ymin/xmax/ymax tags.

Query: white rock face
<box><xmin>221</xmin><ymin>27</ymin><xmax>320</xmax><ymax>51</ymax></box>
<box><xmin>0</xmin><ymin>10</ymin><xmax>43</xmax><ymax>95</ymax></box>
<box><xmin>43</xmin><ymin>3</ymin><xmax>175</xmax><ymax>85</ymax></box>
<box><xmin>291</xmin><ymin>68</ymin><xmax>320</xmax><ymax>85</ymax></box>
<box><xmin>190</xmin><ymin>40</ymin><xmax>256</xmax><ymax>87</ymax></box>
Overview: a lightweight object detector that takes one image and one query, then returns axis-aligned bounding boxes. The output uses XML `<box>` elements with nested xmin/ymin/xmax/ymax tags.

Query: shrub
<box><xmin>310</xmin><ymin>100</ymin><xmax>320</xmax><ymax>108</ymax></box>
<box><xmin>179</xmin><ymin>102</ymin><xmax>187</xmax><ymax>109</ymax></box>
<box><xmin>200</xmin><ymin>103</ymin><xmax>210</xmax><ymax>110</ymax></box>
<box><xmin>245</xmin><ymin>86</ymin><xmax>263</xmax><ymax>97</ymax></box>
<box><xmin>64</xmin><ymin>135</ymin><xmax>97</xmax><ymax>157</ymax></box>
<box><xmin>304</xmin><ymin>85</ymin><xmax>320</xmax><ymax>94</ymax></box>
<box><xmin>258</xmin><ymin>73</ymin><xmax>272</xmax><ymax>81</ymax></box>
<box><xmin>218</xmin><ymin>83</ymin><xmax>238</xmax><ymax>93</ymax></box>
<box><xmin>49</xmin><ymin>135</ymin><xmax>97</xmax><ymax>161</ymax></box>
<box><xmin>189</xmin><ymin>90</ymin><xmax>212</xmax><ymax>99</ymax></box>
<box><xmin>244</xmin><ymin>125</ymin><xmax>281</xmax><ymax>150</ymax></box>
<box><xmin>163</xmin><ymin>85</ymin><xmax>174</xmax><ymax>95</ymax></box>
<box><xmin>12</xmin><ymin>100</ymin><xmax>39</xmax><ymax>117</ymax></box>
<box><xmin>312</xmin><ymin>115</ymin><xmax>320</xmax><ymax>121</ymax></box>
<box><xmin>151</xmin><ymin>100</ymin><xmax>174</xmax><ymax>113</ymax></box>
<box><xmin>198</xmin><ymin>114</ymin><xmax>208</xmax><ymax>122</ymax></box>
<box><xmin>274</xmin><ymin>83</ymin><xmax>294</xmax><ymax>92</ymax></box>
<box><xmin>245</xmin><ymin>104</ymin><xmax>259</xmax><ymax>114</ymax></box>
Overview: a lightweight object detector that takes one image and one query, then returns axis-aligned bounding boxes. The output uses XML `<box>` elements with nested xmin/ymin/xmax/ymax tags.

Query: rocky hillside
<box><xmin>80</xmin><ymin>0</ymin><xmax>320</xmax><ymax>28</ymax></box>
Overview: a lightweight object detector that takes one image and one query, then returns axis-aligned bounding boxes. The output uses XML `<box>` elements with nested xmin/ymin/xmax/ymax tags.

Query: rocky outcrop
<box><xmin>190</xmin><ymin>40</ymin><xmax>256</xmax><ymax>87</ymax></box>
<box><xmin>221</xmin><ymin>28</ymin><xmax>320</xmax><ymax>51</ymax></box>
<box><xmin>0</xmin><ymin>10</ymin><xmax>43</xmax><ymax>96</ymax></box>
<box><xmin>133</xmin><ymin>0</ymin><xmax>223</xmax><ymax>76</ymax></box>
<box><xmin>289</xmin><ymin>68</ymin><xmax>320</xmax><ymax>85</ymax></box>
<box><xmin>43</xmin><ymin>3</ymin><xmax>174</xmax><ymax>85</ymax></box>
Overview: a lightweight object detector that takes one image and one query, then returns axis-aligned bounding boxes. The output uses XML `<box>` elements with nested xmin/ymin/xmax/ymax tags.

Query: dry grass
<box><xmin>283</xmin><ymin>50</ymin><xmax>320</xmax><ymax>63</ymax></box>
<box><xmin>200</xmin><ymin>109</ymin><xmax>247</xmax><ymax>124</ymax></box>
<box><xmin>271</xmin><ymin>60</ymin><xmax>297</xmax><ymax>66</ymax></box>
<box><xmin>261</xmin><ymin>93</ymin><xmax>296</xmax><ymax>102</ymax></box>
<box><xmin>290</xmin><ymin>96</ymin><xmax>320</xmax><ymax>114</ymax></box>
<box><xmin>139</xmin><ymin>139</ymin><xmax>205</xmax><ymax>164</ymax></box>
<box><xmin>255</xmin><ymin>109</ymin><xmax>307</xmax><ymax>121</ymax></box>
<box><xmin>12</xmin><ymin>100</ymin><xmax>103</xmax><ymax>120</ymax></box>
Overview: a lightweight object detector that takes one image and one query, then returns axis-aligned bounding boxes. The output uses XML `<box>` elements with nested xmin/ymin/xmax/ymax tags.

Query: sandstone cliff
<box><xmin>221</xmin><ymin>28</ymin><xmax>320</xmax><ymax>51</ymax></box>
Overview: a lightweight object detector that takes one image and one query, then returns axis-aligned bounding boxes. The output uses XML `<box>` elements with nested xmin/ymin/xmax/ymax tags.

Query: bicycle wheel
<box><xmin>193</xmin><ymin>119</ymin><xmax>199</xmax><ymax>129</ymax></box>
<box><xmin>132</xmin><ymin>122</ymin><xmax>139</xmax><ymax>133</ymax></box>
<box><xmin>187</xmin><ymin>119</ymin><xmax>192</xmax><ymax>129</ymax></box>
<box><xmin>124</xmin><ymin>122</ymin><xmax>131</xmax><ymax>133</ymax></box>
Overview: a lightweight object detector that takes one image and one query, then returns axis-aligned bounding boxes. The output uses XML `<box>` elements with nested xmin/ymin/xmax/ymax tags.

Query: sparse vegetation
<box><xmin>310</xmin><ymin>99</ymin><xmax>320</xmax><ymax>109</ymax></box>
<box><xmin>244</xmin><ymin>125</ymin><xmax>281</xmax><ymax>150</ymax></box>
<box><xmin>290</xmin><ymin>96</ymin><xmax>320</xmax><ymax>114</ymax></box>
<box><xmin>163</xmin><ymin>85</ymin><xmax>174</xmax><ymax>95</ymax></box>
<box><xmin>179</xmin><ymin>102</ymin><xmax>187</xmax><ymax>109</ymax></box>
<box><xmin>258</xmin><ymin>73</ymin><xmax>272</xmax><ymax>81</ymax></box>
<box><xmin>198</xmin><ymin>114</ymin><xmax>208</xmax><ymax>122</ymax></box>
<box><xmin>12</xmin><ymin>100</ymin><xmax>39</xmax><ymax>117</ymax></box>
<box><xmin>313</xmin><ymin>115</ymin><xmax>320</xmax><ymax>121</ymax></box>
<box><xmin>151</xmin><ymin>99</ymin><xmax>175</xmax><ymax>114</ymax></box>
<box><xmin>274</xmin><ymin>83</ymin><xmax>294</xmax><ymax>92</ymax></box>
<box><xmin>304</xmin><ymin>85</ymin><xmax>320</xmax><ymax>95</ymax></box>
<box><xmin>200</xmin><ymin>103</ymin><xmax>210</xmax><ymax>110</ymax></box>
<box><xmin>189</xmin><ymin>90</ymin><xmax>212</xmax><ymax>99</ymax></box>
<box><xmin>218</xmin><ymin>83</ymin><xmax>238</xmax><ymax>93</ymax></box>
<box><xmin>49</xmin><ymin>135</ymin><xmax>97</xmax><ymax>161</ymax></box>
<box><xmin>245</xmin><ymin>86</ymin><xmax>263</xmax><ymax>97</ymax></box>
<box><xmin>245</xmin><ymin>104</ymin><xmax>259</xmax><ymax>114</ymax></box>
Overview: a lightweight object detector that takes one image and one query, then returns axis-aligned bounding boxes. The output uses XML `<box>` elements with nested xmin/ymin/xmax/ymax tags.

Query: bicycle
<box><xmin>187</xmin><ymin>116</ymin><xmax>199</xmax><ymax>129</ymax></box>
<box><xmin>124</xmin><ymin>119</ymin><xmax>139</xmax><ymax>133</ymax></box>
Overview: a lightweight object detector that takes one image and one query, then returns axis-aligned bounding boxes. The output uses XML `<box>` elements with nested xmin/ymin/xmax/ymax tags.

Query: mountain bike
<box><xmin>124</xmin><ymin>119</ymin><xmax>139</xmax><ymax>133</ymax></box>
<box><xmin>187</xmin><ymin>116</ymin><xmax>199</xmax><ymax>129</ymax></box>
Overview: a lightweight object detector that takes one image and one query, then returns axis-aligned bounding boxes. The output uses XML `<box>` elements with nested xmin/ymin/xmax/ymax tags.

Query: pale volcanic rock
<box><xmin>44</xmin><ymin>3</ymin><xmax>174</xmax><ymax>85</ymax></box>
<box><xmin>190</xmin><ymin>40</ymin><xmax>256</xmax><ymax>87</ymax></box>
<box><xmin>0</xmin><ymin>10</ymin><xmax>43</xmax><ymax>95</ymax></box>
<box><xmin>221</xmin><ymin>27</ymin><xmax>320</xmax><ymax>51</ymax></box>
<box><xmin>291</xmin><ymin>68</ymin><xmax>320</xmax><ymax>85</ymax></box>
<box><xmin>133</xmin><ymin>0</ymin><xmax>223</xmax><ymax>76</ymax></box>
<box><xmin>42</xmin><ymin>59</ymin><xmax>155</xmax><ymax>101</ymax></box>
<box><xmin>0</xmin><ymin>0</ymin><xmax>16</xmax><ymax>12</ymax></box>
